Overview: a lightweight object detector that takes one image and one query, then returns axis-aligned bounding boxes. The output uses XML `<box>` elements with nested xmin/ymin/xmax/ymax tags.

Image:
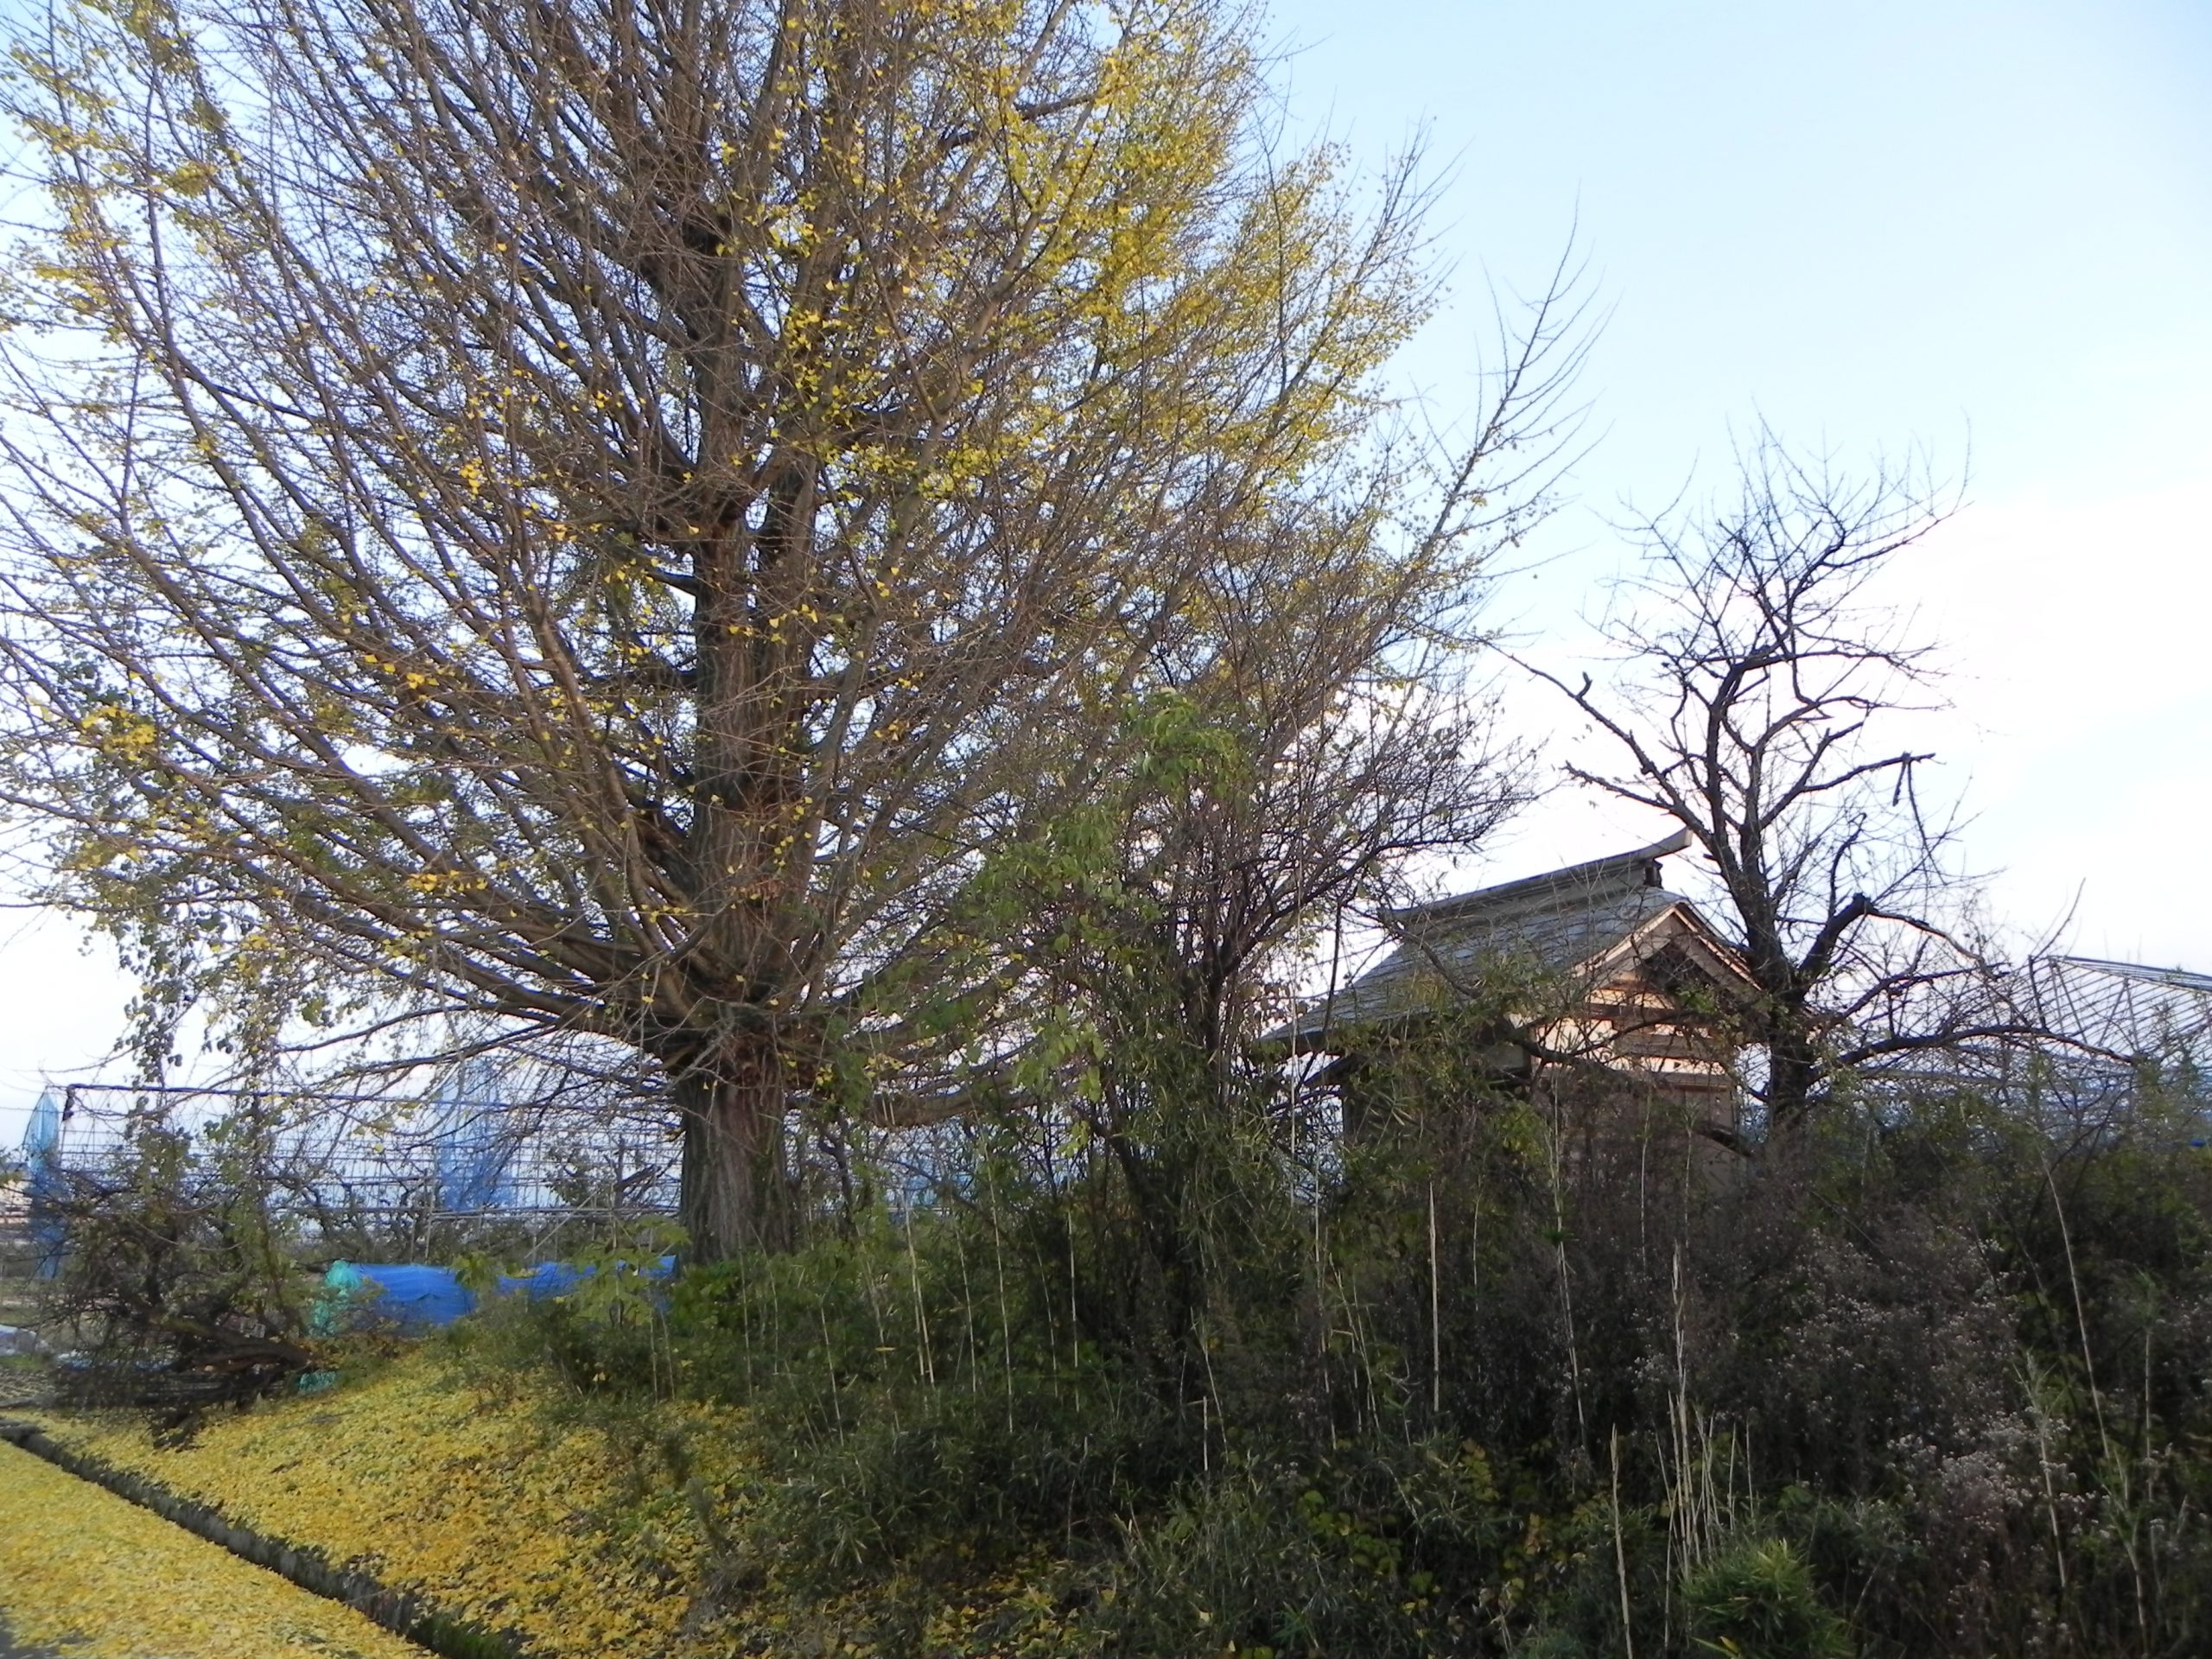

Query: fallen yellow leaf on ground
<box><xmin>0</xmin><ymin>1439</ymin><xmax>427</xmax><ymax>1659</ymax></box>
<box><xmin>16</xmin><ymin>1353</ymin><xmax>750</xmax><ymax>1658</ymax></box>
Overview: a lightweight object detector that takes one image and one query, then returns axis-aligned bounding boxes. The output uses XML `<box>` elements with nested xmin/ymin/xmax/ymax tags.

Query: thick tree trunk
<box><xmin>1760</xmin><ymin>1019</ymin><xmax>1822</xmax><ymax>1134</ymax></box>
<box><xmin>672</xmin><ymin>1043</ymin><xmax>794</xmax><ymax>1264</ymax></box>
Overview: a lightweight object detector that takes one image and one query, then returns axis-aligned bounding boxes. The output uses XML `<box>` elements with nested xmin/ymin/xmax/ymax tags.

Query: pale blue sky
<box><xmin>1266</xmin><ymin>0</ymin><xmax>2211</xmax><ymax>502</ymax></box>
<box><xmin>6</xmin><ymin>2</ymin><xmax>2210</xmax><ymax>1141</ymax></box>
<box><xmin>1259</xmin><ymin>0</ymin><xmax>2212</xmax><ymax>960</ymax></box>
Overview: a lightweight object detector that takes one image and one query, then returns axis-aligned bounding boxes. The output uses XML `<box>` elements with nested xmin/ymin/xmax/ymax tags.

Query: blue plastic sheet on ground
<box><xmin>315</xmin><ymin>1255</ymin><xmax>676</xmax><ymax>1332</ymax></box>
<box><xmin>323</xmin><ymin>1262</ymin><xmax>476</xmax><ymax>1330</ymax></box>
<box><xmin>503</xmin><ymin>1255</ymin><xmax>673</xmax><ymax>1305</ymax></box>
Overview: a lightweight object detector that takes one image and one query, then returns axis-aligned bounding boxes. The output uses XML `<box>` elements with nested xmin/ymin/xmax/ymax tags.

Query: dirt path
<box><xmin>0</xmin><ymin>1440</ymin><xmax>429</xmax><ymax>1659</ymax></box>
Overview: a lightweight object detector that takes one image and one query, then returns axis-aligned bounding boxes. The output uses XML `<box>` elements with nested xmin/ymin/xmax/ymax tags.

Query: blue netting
<box><xmin>18</xmin><ymin>1090</ymin><xmax>66</xmax><ymax>1278</ymax></box>
<box><xmin>430</xmin><ymin>1060</ymin><xmax>518</xmax><ymax>1211</ymax></box>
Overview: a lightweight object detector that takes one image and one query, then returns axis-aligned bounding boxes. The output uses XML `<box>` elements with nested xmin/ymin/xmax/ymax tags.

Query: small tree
<box><xmin>1526</xmin><ymin>432</ymin><xmax>2027</xmax><ymax>1128</ymax></box>
<box><xmin>44</xmin><ymin>1107</ymin><xmax>317</xmax><ymax>1407</ymax></box>
<box><xmin>947</xmin><ymin>283</ymin><xmax>1586</xmax><ymax>1344</ymax></box>
<box><xmin>0</xmin><ymin>0</ymin><xmax>1509</xmax><ymax>1257</ymax></box>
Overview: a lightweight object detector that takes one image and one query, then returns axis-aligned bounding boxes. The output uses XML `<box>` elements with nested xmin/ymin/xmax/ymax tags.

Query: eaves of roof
<box><xmin>1275</xmin><ymin>833</ymin><xmax>1755</xmax><ymax>1050</ymax></box>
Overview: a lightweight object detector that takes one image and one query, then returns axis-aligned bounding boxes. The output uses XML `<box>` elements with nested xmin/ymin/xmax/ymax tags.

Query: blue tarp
<box><xmin>322</xmin><ymin>1261</ymin><xmax>476</xmax><ymax>1331</ymax></box>
<box><xmin>316</xmin><ymin>1255</ymin><xmax>676</xmax><ymax>1332</ymax></box>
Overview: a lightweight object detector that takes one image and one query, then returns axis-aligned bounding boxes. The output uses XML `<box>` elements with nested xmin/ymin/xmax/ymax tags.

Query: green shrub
<box><xmin>1084</xmin><ymin>1441</ymin><xmax>1508</xmax><ymax>1659</ymax></box>
<box><xmin>1683</xmin><ymin>1538</ymin><xmax>1853</xmax><ymax>1659</ymax></box>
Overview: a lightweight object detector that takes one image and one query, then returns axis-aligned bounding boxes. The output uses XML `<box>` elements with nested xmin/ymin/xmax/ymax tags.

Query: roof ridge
<box><xmin>1387</xmin><ymin>830</ymin><xmax>1692</xmax><ymax>929</ymax></box>
<box><xmin>2051</xmin><ymin>956</ymin><xmax>2212</xmax><ymax>995</ymax></box>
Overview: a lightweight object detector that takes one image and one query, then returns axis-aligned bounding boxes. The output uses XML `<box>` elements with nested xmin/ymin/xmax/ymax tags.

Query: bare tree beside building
<box><xmin>1524</xmin><ymin>432</ymin><xmax>2031</xmax><ymax>1128</ymax></box>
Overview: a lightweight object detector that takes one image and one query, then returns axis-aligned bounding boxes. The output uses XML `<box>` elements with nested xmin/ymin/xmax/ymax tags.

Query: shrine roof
<box><xmin>1281</xmin><ymin>831</ymin><xmax>1751</xmax><ymax>1047</ymax></box>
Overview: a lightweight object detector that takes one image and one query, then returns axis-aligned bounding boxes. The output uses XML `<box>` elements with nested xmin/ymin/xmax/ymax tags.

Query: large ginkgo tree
<box><xmin>0</xmin><ymin>0</ymin><xmax>1547</xmax><ymax>1258</ymax></box>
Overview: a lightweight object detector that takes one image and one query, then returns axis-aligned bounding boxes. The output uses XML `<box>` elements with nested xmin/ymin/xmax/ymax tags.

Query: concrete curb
<box><xmin>0</xmin><ymin>1417</ymin><xmax>526</xmax><ymax>1659</ymax></box>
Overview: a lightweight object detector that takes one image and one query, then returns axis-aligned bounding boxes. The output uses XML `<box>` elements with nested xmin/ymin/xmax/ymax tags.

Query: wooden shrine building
<box><xmin>1281</xmin><ymin>832</ymin><xmax>1760</xmax><ymax>1145</ymax></box>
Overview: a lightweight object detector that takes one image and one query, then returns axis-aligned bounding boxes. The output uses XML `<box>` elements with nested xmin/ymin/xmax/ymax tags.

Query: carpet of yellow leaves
<box><xmin>0</xmin><ymin>1438</ymin><xmax>426</xmax><ymax>1658</ymax></box>
<box><xmin>16</xmin><ymin>1357</ymin><xmax>750</xmax><ymax>1658</ymax></box>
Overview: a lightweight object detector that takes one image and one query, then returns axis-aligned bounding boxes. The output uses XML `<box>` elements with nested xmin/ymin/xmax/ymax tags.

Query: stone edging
<box><xmin>0</xmin><ymin>1417</ymin><xmax>525</xmax><ymax>1659</ymax></box>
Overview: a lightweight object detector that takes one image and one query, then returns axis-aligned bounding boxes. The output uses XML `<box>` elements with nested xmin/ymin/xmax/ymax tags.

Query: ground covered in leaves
<box><xmin>0</xmin><ymin>1437</ymin><xmax>427</xmax><ymax>1659</ymax></box>
<box><xmin>10</xmin><ymin>1344</ymin><xmax>1087</xmax><ymax>1658</ymax></box>
<box><xmin>12</xmin><ymin>1354</ymin><xmax>758</xmax><ymax>1658</ymax></box>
